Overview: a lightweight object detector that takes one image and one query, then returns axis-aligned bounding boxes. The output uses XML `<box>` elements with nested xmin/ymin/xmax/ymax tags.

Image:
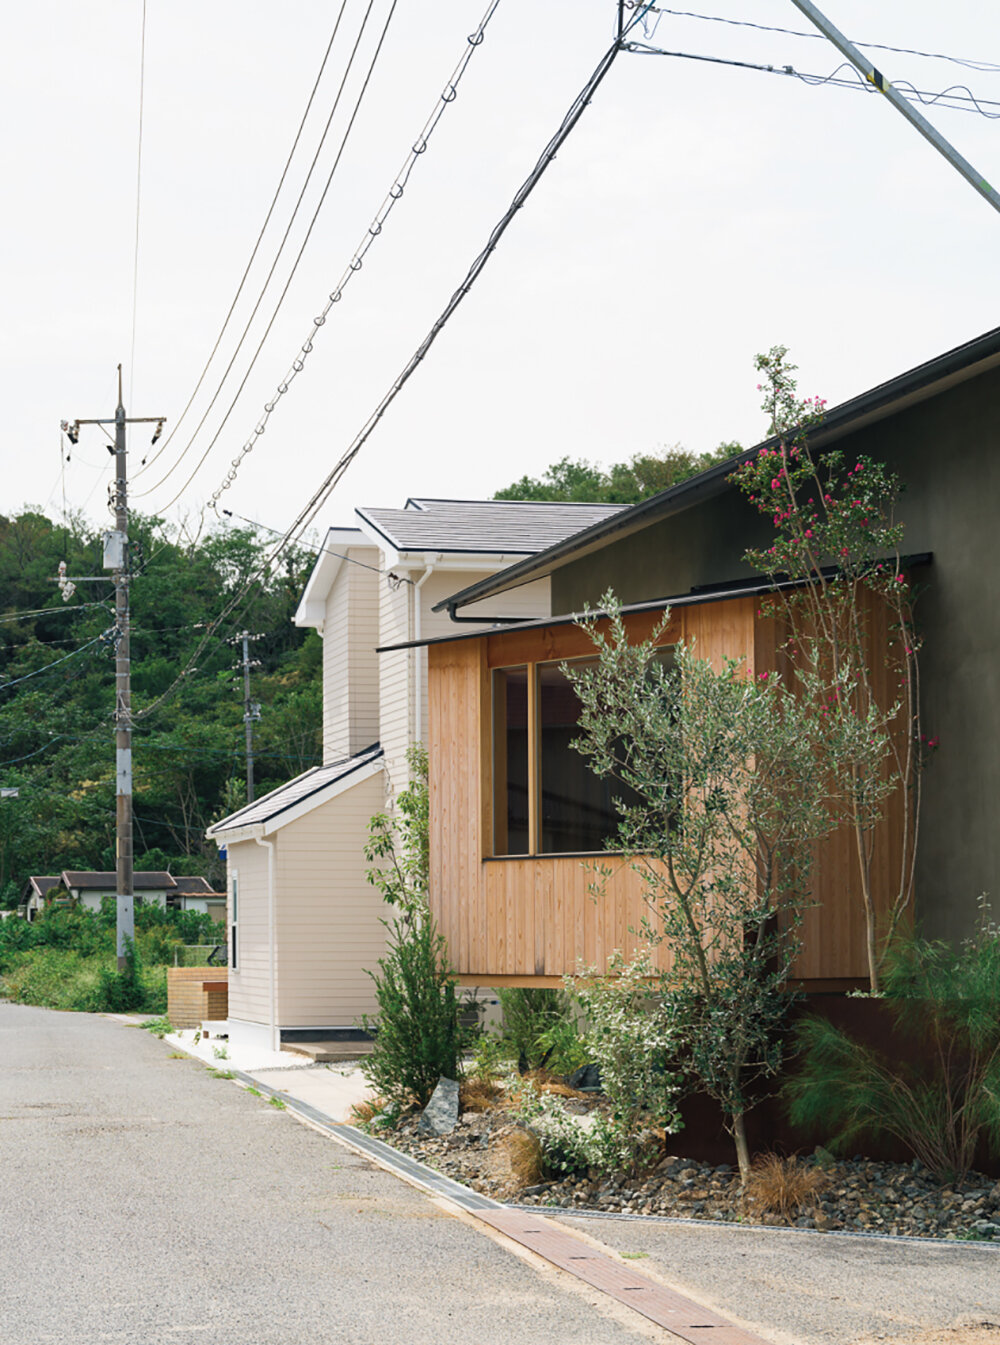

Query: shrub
<box><xmin>516</xmin><ymin>1083</ymin><xmax>598</xmax><ymax>1177</ymax></box>
<box><xmin>570</xmin><ymin>951</ymin><xmax>682</xmax><ymax>1170</ymax></box>
<box><xmin>786</xmin><ymin>915</ymin><xmax>1000</xmax><ymax>1180</ymax></box>
<box><xmin>361</xmin><ymin>913</ymin><xmax>460</xmax><ymax>1108</ymax></box>
<box><xmin>744</xmin><ymin>1154</ymin><xmax>828</xmax><ymax>1218</ymax></box>
<box><xmin>498</xmin><ymin>988</ymin><xmax>574</xmax><ymax>1071</ymax></box>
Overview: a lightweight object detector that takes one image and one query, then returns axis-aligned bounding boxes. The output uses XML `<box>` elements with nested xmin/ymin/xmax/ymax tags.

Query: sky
<box><xmin>3</xmin><ymin>0</ymin><xmax>1000</xmax><ymax>548</ymax></box>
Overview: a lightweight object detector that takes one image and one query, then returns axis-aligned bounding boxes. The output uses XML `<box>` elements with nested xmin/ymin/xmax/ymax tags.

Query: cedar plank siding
<box><xmin>428</xmin><ymin>594</ymin><xmax>903</xmax><ymax>986</ymax></box>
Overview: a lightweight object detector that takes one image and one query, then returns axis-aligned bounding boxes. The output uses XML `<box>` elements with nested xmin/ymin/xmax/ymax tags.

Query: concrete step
<box><xmin>281</xmin><ymin>1040</ymin><xmax>374</xmax><ymax>1063</ymax></box>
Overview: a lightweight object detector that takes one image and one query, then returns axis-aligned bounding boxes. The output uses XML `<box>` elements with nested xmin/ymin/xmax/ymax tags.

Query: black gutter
<box><xmin>432</xmin><ymin>323</ymin><xmax>1000</xmax><ymax>615</ymax></box>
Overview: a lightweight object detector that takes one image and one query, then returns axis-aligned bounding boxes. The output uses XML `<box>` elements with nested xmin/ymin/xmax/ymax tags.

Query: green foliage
<box><xmin>140</xmin><ymin>1015</ymin><xmax>174</xmax><ymax>1037</ymax></box>
<box><xmin>568</xmin><ymin>594</ymin><xmax>837</xmax><ymax>1181</ymax></box>
<box><xmin>364</xmin><ymin>745</ymin><xmax>428</xmax><ymax>917</ymax></box>
<box><xmin>732</xmin><ymin>347</ymin><xmax>922</xmax><ymax>990</ymax></box>
<box><xmin>516</xmin><ymin>1082</ymin><xmax>599</xmax><ymax>1177</ymax></box>
<box><xmin>0</xmin><ymin>508</ymin><xmax>321</xmax><ymax>888</ymax></box>
<box><xmin>494</xmin><ymin>444</ymin><xmax>740</xmax><ymax>505</ymax></box>
<box><xmin>570</xmin><ymin>951</ymin><xmax>682</xmax><ymax>1168</ymax></box>
<box><xmin>497</xmin><ymin>988</ymin><xmax>573</xmax><ymax>1072</ymax></box>
<box><xmin>786</xmin><ymin>911</ymin><xmax>1000</xmax><ymax>1180</ymax></box>
<box><xmin>361</xmin><ymin>913</ymin><xmax>460</xmax><ymax>1108</ymax></box>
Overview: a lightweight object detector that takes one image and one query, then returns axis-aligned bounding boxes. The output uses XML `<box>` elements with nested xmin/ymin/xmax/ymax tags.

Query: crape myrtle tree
<box><xmin>732</xmin><ymin>348</ymin><xmax>924</xmax><ymax>992</ymax></box>
<box><xmin>567</xmin><ymin>598</ymin><xmax>835</xmax><ymax>1183</ymax></box>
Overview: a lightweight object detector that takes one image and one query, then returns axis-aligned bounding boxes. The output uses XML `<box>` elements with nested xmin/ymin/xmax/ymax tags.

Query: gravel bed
<box><xmin>382</xmin><ymin>1104</ymin><xmax>1000</xmax><ymax>1241</ymax></box>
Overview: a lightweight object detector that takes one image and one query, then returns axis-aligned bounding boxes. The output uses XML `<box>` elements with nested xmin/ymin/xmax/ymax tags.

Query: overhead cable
<box><xmin>0</xmin><ymin>635</ymin><xmax>109</xmax><ymax>693</ymax></box>
<box><xmin>137</xmin><ymin>0</ymin><xmax>399</xmax><ymax>505</ymax></box>
<box><xmin>132</xmin><ymin>6</ymin><xmax>655</xmax><ymax>724</ymax></box>
<box><xmin>134</xmin><ymin>1</ymin><xmax>352</xmax><ymax>480</ymax></box>
<box><xmin>204</xmin><ymin>0</ymin><xmax>503</xmax><ymax>510</ymax></box>
<box><xmin>622</xmin><ymin>3</ymin><xmax>1000</xmax><ymax>73</ymax></box>
<box><xmin>624</xmin><ymin>43</ymin><xmax>1000</xmax><ymax>117</ymax></box>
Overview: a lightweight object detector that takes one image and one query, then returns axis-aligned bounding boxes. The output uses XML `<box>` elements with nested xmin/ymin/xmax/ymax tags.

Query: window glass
<box><xmin>538</xmin><ymin>649</ymin><xmax>674</xmax><ymax>855</ymax></box>
<box><xmin>492</xmin><ymin>666</ymin><xmax>530</xmax><ymax>855</ymax></box>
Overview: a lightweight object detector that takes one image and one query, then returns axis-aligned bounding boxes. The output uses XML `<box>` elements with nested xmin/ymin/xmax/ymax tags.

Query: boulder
<box><xmin>418</xmin><ymin>1077</ymin><xmax>460</xmax><ymax>1136</ymax></box>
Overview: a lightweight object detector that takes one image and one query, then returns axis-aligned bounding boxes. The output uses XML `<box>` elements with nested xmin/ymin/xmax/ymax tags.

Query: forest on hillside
<box><xmin>0</xmin><ymin>510</ymin><xmax>321</xmax><ymax>904</ymax></box>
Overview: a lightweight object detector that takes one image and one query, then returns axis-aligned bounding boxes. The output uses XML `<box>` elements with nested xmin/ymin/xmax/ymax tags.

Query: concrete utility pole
<box><xmin>235</xmin><ymin>632</ymin><xmax>261</xmax><ymax>804</ymax></box>
<box><xmin>63</xmin><ymin>367</ymin><xmax>164</xmax><ymax>969</ymax></box>
<box><xmin>788</xmin><ymin>0</ymin><xmax>1000</xmax><ymax>216</ymax></box>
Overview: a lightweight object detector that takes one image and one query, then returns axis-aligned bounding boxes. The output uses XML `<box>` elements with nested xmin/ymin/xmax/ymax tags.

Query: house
<box><xmin>21</xmin><ymin>871</ymin><xmax>221</xmax><ymax>922</ymax></box>
<box><xmin>411</xmin><ymin>326</ymin><xmax>1000</xmax><ymax>987</ymax></box>
<box><xmin>207</xmin><ymin>497</ymin><xmax>623</xmax><ymax>1053</ymax></box>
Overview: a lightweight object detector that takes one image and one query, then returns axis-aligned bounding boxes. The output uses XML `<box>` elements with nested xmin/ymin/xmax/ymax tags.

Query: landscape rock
<box><xmin>417</xmin><ymin>1077</ymin><xmax>460</xmax><ymax>1136</ymax></box>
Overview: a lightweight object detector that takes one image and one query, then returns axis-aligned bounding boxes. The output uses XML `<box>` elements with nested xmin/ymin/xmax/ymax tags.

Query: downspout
<box><xmin>254</xmin><ymin>833</ymin><xmax>277</xmax><ymax>1053</ymax></box>
<box><xmin>412</xmin><ymin>554</ymin><xmax>440</xmax><ymax>745</ymax></box>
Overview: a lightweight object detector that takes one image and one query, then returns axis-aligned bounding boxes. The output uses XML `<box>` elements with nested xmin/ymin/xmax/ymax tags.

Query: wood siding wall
<box><xmin>428</xmin><ymin>594</ymin><xmax>902</xmax><ymax>985</ymax></box>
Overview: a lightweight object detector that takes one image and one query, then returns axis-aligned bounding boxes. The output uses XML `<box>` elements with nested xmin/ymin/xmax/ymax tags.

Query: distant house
<box><xmin>409</xmin><ymin>326</ymin><xmax>1000</xmax><ymax>987</ymax></box>
<box><xmin>21</xmin><ymin>871</ymin><xmax>223</xmax><ymax>922</ymax></box>
<box><xmin>207</xmin><ymin>497</ymin><xmax>623</xmax><ymax>1053</ymax></box>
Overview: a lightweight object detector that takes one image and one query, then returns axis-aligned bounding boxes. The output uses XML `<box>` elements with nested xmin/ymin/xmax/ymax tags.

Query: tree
<box><xmin>567</xmin><ymin>596</ymin><xmax>835</xmax><ymax>1182</ymax></box>
<box><xmin>494</xmin><ymin>443</ymin><xmax>741</xmax><ymax>504</ymax></box>
<box><xmin>731</xmin><ymin>347</ymin><xmax>923</xmax><ymax>991</ymax></box>
<box><xmin>364</xmin><ymin>744</ymin><xmax>429</xmax><ymax>918</ymax></box>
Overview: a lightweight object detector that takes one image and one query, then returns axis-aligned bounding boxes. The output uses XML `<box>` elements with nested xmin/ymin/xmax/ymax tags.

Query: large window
<box><xmin>491</xmin><ymin>651</ymin><xmax>673</xmax><ymax>857</ymax></box>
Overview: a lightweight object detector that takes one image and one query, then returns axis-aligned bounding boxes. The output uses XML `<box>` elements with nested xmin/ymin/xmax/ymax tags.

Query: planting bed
<box><xmin>383</xmin><ymin>1095</ymin><xmax>1000</xmax><ymax>1241</ymax></box>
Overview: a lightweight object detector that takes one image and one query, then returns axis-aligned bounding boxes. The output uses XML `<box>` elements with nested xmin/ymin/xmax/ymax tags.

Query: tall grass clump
<box><xmin>786</xmin><ymin>910</ymin><xmax>1000</xmax><ymax>1180</ymax></box>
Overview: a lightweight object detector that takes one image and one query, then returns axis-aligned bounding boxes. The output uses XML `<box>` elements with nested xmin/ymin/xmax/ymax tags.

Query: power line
<box><xmin>0</xmin><ymin>601</ymin><xmax>113</xmax><ymax>626</ymax></box>
<box><xmin>135</xmin><ymin>1</ymin><xmax>352</xmax><ymax>482</ymax></box>
<box><xmin>205</xmin><ymin>0</ymin><xmax>503</xmax><ymax>509</ymax></box>
<box><xmin>624</xmin><ymin>43</ymin><xmax>1000</xmax><ymax>118</ymax></box>
<box><xmin>0</xmin><ymin>634</ymin><xmax>109</xmax><ymax>692</ymax></box>
<box><xmin>136</xmin><ymin>0</ymin><xmax>398</xmax><ymax>505</ymax></box>
<box><xmin>218</xmin><ymin>507</ymin><xmax>412</xmax><ymax>581</ymax></box>
<box><xmin>131</xmin><ymin>5</ymin><xmax>654</xmax><ymax>726</ymax></box>
<box><xmin>621</xmin><ymin>4</ymin><xmax>1000</xmax><ymax>74</ymax></box>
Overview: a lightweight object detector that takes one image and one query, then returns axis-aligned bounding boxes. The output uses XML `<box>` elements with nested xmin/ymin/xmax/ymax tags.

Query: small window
<box><xmin>229</xmin><ymin>871</ymin><xmax>239</xmax><ymax>971</ymax></box>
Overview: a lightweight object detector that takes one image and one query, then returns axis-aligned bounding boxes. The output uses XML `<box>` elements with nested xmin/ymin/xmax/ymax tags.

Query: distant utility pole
<box><xmin>233</xmin><ymin>632</ymin><xmax>262</xmax><ymax>804</ymax></box>
<box><xmin>63</xmin><ymin>366</ymin><xmax>164</xmax><ymax>969</ymax></box>
<box><xmin>789</xmin><ymin>0</ymin><xmax>1000</xmax><ymax>216</ymax></box>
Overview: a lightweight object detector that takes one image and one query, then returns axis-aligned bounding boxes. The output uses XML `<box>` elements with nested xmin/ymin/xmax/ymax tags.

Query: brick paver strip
<box><xmin>476</xmin><ymin>1209</ymin><xmax>772</xmax><ymax>1345</ymax></box>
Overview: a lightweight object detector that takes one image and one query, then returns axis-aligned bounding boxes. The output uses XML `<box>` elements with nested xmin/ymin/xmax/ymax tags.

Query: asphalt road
<box><xmin>0</xmin><ymin>1002</ymin><xmax>657</xmax><ymax>1345</ymax></box>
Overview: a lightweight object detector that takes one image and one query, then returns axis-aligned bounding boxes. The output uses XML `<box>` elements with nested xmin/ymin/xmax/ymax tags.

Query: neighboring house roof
<box><xmin>62</xmin><ymin>870</ymin><xmax>176</xmax><ymax>891</ymax></box>
<box><xmin>207</xmin><ymin>744</ymin><xmax>384</xmax><ymax>838</ymax></box>
<box><xmin>356</xmin><ymin>498</ymin><xmax>625</xmax><ymax>556</ymax></box>
<box><xmin>435</xmin><ymin>323</ymin><xmax>1000</xmax><ymax>614</ymax></box>
<box><xmin>26</xmin><ymin>876</ymin><xmax>60</xmax><ymax>899</ymax></box>
<box><xmin>171</xmin><ymin>877</ymin><xmax>220</xmax><ymax>896</ymax></box>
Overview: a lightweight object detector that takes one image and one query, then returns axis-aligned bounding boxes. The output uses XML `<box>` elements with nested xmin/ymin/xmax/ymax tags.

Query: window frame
<box><xmin>229</xmin><ymin>870</ymin><xmax>239</xmax><ymax>971</ymax></box>
<box><xmin>489</xmin><ymin>648</ymin><xmax>674</xmax><ymax>859</ymax></box>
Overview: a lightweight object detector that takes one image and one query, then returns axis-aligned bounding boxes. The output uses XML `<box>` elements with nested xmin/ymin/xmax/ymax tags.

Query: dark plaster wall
<box><xmin>551</xmin><ymin>365</ymin><xmax>1000</xmax><ymax>944</ymax></box>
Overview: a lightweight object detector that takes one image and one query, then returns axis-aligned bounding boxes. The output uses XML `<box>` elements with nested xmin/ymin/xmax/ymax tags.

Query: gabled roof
<box><xmin>207</xmin><ymin>744</ymin><xmax>383</xmax><ymax>837</ymax></box>
<box><xmin>62</xmin><ymin>870</ymin><xmax>176</xmax><ymax>890</ymax></box>
<box><xmin>172</xmin><ymin>876</ymin><xmax>220</xmax><ymax>896</ymax></box>
<box><xmin>26</xmin><ymin>876</ymin><xmax>60</xmax><ymax>898</ymax></box>
<box><xmin>435</xmin><ymin>323</ymin><xmax>1000</xmax><ymax>614</ymax></box>
<box><xmin>355</xmin><ymin>498</ymin><xmax>624</xmax><ymax>556</ymax></box>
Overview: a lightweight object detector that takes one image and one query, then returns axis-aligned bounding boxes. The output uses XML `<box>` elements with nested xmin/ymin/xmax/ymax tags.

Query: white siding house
<box><xmin>208</xmin><ymin>498</ymin><xmax>623</xmax><ymax>1051</ymax></box>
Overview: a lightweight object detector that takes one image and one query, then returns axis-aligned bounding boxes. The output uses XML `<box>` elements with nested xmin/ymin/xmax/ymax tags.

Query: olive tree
<box><xmin>567</xmin><ymin>598</ymin><xmax>835</xmax><ymax>1182</ymax></box>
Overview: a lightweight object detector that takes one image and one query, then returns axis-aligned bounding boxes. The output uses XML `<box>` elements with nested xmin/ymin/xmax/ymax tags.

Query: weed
<box><xmin>349</xmin><ymin>1098</ymin><xmax>389</xmax><ymax>1126</ymax></box>
<box><xmin>141</xmin><ymin>1016</ymin><xmax>173</xmax><ymax>1038</ymax></box>
<box><xmin>210</xmin><ymin>1069</ymin><xmax>235</xmax><ymax>1080</ymax></box>
<box><xmin>167</xmin><ymin>1052</ymin><xmax>186</xmax><ymax>1059</ymax></box>
<box><xmin>212</xmin><ymin>1044</ymin><xmax>229</xmax><ymax>1060</ymax></box>
<box><xmin>743</xmin><ymin>1153</ymin><xmax>828</xmax><ymax>1219</ymax></box>
<box><xmin>244</xmin><ymin>1086</ymin><xmax>262</xmax><ymax>1097</ymax></box>
<box><xmin>268</xmin><ymin>1095</ymin><xmax>286</xmax><ymax>1110</ymax></box>
<box><xmin>621</xmin><ymin>1252</ymin><xmax>649</xmax><ymax>1260</ymax></box>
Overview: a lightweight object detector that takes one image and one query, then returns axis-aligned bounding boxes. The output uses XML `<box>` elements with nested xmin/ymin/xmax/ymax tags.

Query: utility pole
<box><xmin>63</xmin><ymin>367</ymin><xmax>164</xmax><ymax>969</ymax></box>
<box><xmin>233</xmin><ymin>632</ymin><xmax>262</xmax><ymax>804</ymax></box>
<box><xmin>788</xmin><ymin>0</ymin><xmax>1000</xmax><ymax>216</ymax></box>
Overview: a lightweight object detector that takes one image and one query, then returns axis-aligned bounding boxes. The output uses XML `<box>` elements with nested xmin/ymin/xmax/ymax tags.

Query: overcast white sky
<box><xmin>3</xmin><ymin>0</ymin><xmax>1000</xmax><ymax>544</ymax></box>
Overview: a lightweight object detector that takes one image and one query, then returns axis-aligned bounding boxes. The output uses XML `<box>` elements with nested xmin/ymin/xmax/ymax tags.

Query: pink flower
<box><xmin>804</xmin><ymin>529</ymin><xmax>814</xmax><ymax>538</ymax></box>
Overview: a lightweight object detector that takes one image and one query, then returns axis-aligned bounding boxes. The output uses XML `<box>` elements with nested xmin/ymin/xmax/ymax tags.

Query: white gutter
<box><xmin>411</xmin><ymin>553</ymin><xmax>440</xmax><ymax>745</ymax></box>
<box><xmin>254</xmin><ymin>833</ymin><xmax>278</xmax><ymax>1053</ymax></box>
